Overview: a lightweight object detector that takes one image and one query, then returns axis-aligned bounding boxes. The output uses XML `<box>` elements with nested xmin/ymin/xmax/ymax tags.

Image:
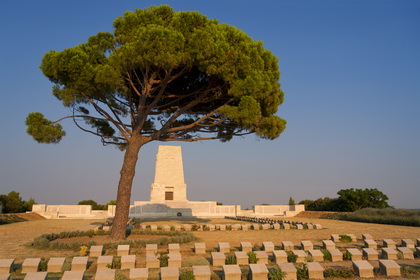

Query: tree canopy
<box><xmin>26</xmin><ymin>5</ymin><xmax>286</xmax><ymax>239</ymax></box>
<box><xmin>0</xmin><ymin>191</ymin><xmax>36</xmax><ymax>213</ymax></box>
<box><xmin>299</xmin><ymin>188</ymin><xmax>391</xmax><ymax>212</ymax></box>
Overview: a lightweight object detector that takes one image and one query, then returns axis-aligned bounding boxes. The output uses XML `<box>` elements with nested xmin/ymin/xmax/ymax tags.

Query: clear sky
<box><xmin>0</xmin><ymin>0</ymin><xmax>419</xmax><ymax>209</ymax></box>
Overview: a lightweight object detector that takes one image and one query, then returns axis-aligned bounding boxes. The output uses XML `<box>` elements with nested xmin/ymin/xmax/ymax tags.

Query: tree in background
<box><xmin>0</xmin><ymin>191</ymin><xmax>37</xmax><ymax>213</ymax></box>
<box><xmin>78</xmin><ymin>199</ymin><xmax>116</xmax><ymax>210</ymax></box>
<box><xmin>337</xmin><ymin>188</ymin><xmax>390</xmax><ymax>212</ymax></box>
<box><xmin>288</xmin><ymin>197</ymin><xmax>295</xmax><ymax>206</ymax></box>
<box><xmin>26</xmin><ymin>5</ymin><xmax>286</xmax><ymax>239</ymax></box>
<box><xmin>299</xmin><ymin>188</ymin><xmax>391</xmax><ymax>212</ymax></box>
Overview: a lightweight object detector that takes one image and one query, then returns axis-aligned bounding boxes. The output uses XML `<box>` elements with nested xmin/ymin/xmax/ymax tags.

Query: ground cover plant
<box><xmin>343</xmin><ymin>208</ymin><xmax>420</xmax><ymax>227</ymax></box>
<box><xmin>29</xmin><ymin>229</ymin><xmax>197</xmax><ymax>251</ymax></box>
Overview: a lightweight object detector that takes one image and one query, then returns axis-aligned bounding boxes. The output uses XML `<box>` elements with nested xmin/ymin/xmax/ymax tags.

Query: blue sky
<box><xmin>0</xmin><ymin>0</ymin><xmax>419</xmax><ymax>209</ymax></box>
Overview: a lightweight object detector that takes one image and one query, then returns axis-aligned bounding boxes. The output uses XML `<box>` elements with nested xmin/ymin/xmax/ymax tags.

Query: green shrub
<box><xmin>159</xmin><ymin>254</ymin><xmax>169</xmax><ymax>267</ymax></box>
<box><xmin>225</xmin><ymin>254</ymin><xmax>236</xmax><ymax>265</ymax></box>
<box><xmin>324</xmin><ymin>267</ymin><xmax>354</xmax><ymax>278</ymax></box>
<box><xmin>241</xmin><ymin>268</ymin><xmax>249</xmax><ymax>280</ymax></box>
<box><xmin>252</xmin><ymin>244</ymin><xmax>261</xmax><ymax>251</ymax></box>
<box><xmin>401</xmin><ymin>265</ymin><xmax>420</xmax><ymax>276</ymax></box>
<box><xmin>248</xmin><ymin>251</ymin><xmax>259</xmax><ymax>264</ymax></box>
<box><xmin>226</xmin><ymin>225</ymin><xmax>232</xmax><ymax>230</ymax></box>
<box><xmin>268</xmin><ymin>267</ymin><xmax>286</xmax><ymax>280</ymax></box>
<box><xmin>180</xmin><ymin>270</ymin><xmax>195</xmax><ymax>280</ymax></box>
<box><xmin>397</xmin><ymin>252</ymin><xmax>404</xmax><ymax>260</ymax></box>
<box><xmin>343</xmin><ymin>208</ymin><xmax>420</xmax><ymax>227</ymax></box>
<box><xmin>39</xmin><ymin>258</ymin><xmax>48</xmax><ymax>272</ymax></box>
<box><xmin>339</xmin><ymin>235</ymin><xmax>352</xmax><ymax>242</ymax></box>
<box><xmin>305</xmin><ymin>255</ymin><xmax>314</xmax><ymax>262</ymax></box>
<box><xmin>343</xmin><ymin>251</ymin><xmax>352</xmax><ymax>260</ymax></box>
<box><xmin>321</xmin><ymin>249</ymin><xmax>331</xmax><ymax>261</ymax></box>
<box><xmin>287</xmin><ymin>251</ymin><xmax>297</xmax><ymax>263</ymax></box>
<box><xmin>296</xmin><ymin>264</ymin><xmax>308</xmax><ymax>280</ymax></box>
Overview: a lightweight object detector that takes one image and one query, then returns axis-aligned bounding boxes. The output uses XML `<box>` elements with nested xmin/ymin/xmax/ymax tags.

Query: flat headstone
<box><xmin>95</xmin><ymin>269</ymin><xmax>115</xmax><ymax>280</ymax></box>
<box><xmin>292</xmin><ymin>250</ymin><xmax>307</xmax><ymax>263</ymax></box>
<box><xmin>314</xmin><ymin>224</ymin><xmax>322</xmax><ymax>229</ymax></box>
<box><xmin>146</xmin><ymin>244</ymin><xmax>158</xmax><ymax>255</ymax></box>
<box><xmin>241</xmin><ymin>224</ymin><xmax>250</xmax><ymax>231</ymax></box>
<box><xmin>382</xmin><ymin>239</ymin><xmax>396</xmax><ymax>249</ymax></box>
<box><xmin>283</xmin><ymin>223</ymin><xmax>290</xmax><ymax>230</ymax></box>
<box><xmin>168</xmin><ymin>243</ymin><xmax>180</xmax><ymax>254</ymax></box>
<box><xmin>252</xmin><ymin>224</ymin><xmax>260</xmax><ymax>230</ymax></box>
<box><xmin>90</xmin><ymin>245</ymin><xmax>103</xmax><ymax>257</ymax></box>
<box><xmin>346</xmin><ymin>248</ymin><xmax>362</xmax><ymax>261</ymax></box>
<box><xmin>0</xmin><ymin>259</ymin><xmax>14</xmax><ymax>274</ymax></box>
<box><xmin>24</xmin><ymin>272</ymin><xmax>47</xmax><ymax>280</ymax></box>
<box><xmin>273</xmin><ymin>224</ymin><xmax>280</xmax><ymax>230</ymax></box>
<box><xmin>195</xmin><ymin>243</ymin><xmax>206</xmax><ymax>254</ymax></box>
<box><xmin>129</xmin><ymin>268</ymin><xmax>148</xmax><ymax>280</ymax></box>
<box><xmin>330</xmin><ymin>234</ymin><xmax>340</xmax><ymax>242</ymax></box>
<box><xmin>207</xmin><ymin>224</ymin><xmax>215</xmax><ymax>231</ymax></box>
<box><xmin>300</xmin><ymin>241</ymin><xmax>313</xmax><ymax>251</ymax></box>
<box><xmin>249</xmin><ymin>264</ymin><xmax>268</xmax><ymax>280</ymax></box>
<box><xmin>306</xmin><ymin>224</ymin><xmax>314</xmax><ymax>229</ymax></box>
<box><xmin>296</xmin><ymin>224</ymin><xmax>303</xmax><ymax>230</ymax></box>
<box><xmin>218</xmin><ymin>242</ymin><xmax>230</xmax><ymax>253</ymax></box>
<box><xmin>273</xmin><ymin>250</ymin><xmax>287</xmax><ymax>264</ymax></box>
<box><xmin>47</xmin><ymin>257</ymin><xmax>65</xmax><ymax>272</ymax></box>
<box><xmin>362</xmin><ymin>248</ymin><xmax>379</xmax><ymax>261</ymax></box>
<box><xmin>192</xmin><ymin>265</ymin><xmax>211</xmax><ymax>280</ymax></box>
<box><xmin>211</xmin><ymin>252</ymin><xmax>226</xmax><ymax>266</ymax></box>
<box><xmin>121</xmin><ymin>255</ymin><xmax>136</xmax><ymax>269</ymax></box>
<box><xmin>218</xmin><ymin>224</ymin><xmax>226</xmax><ymax>231</ymax></box>
<box><xmin>262</xmin><ymin>242</ymin><xmax>275</xmax><ymax>252</ymax></box>
<box><xmin>398</xmin><ymin>247</ymin><xmax>414</xmax><ymax>259</ymax></box>
<box><xmin>222</xmin><ymin>265</ymin><xmax>241</xmax><ymax>280</ymax></box>
<box><xmin>117</xmin><ymin>245</ymin><xmax>130</xmax><ymax>256</ymax></box>
<box><xmin>150</xmin><ymin>225</ymin><xmax>158</xmax><ymax>231</ymax></box>
<box><xmin>162</xmin><ymin>225</ymin><xmax>171</xmax><ymax>231</ymax></box>
<box><xmin>262</xmin><ymin>224</ymin><xmax>270</xmax><ymax>230</ymax></box>
<box><xmin>62</xmin><ymin>270</ymin><xmax>84</xmax><ymax>280</ymax></box>
<box><xmin>308</xmin><ymin>250</ymin><xmax>324</xmax><ymax>262</ymax></box>
<box><xmin>328</xmin><ymin>249</ymin><xmax>343</xmax><ymax>262</ymax></box>
<box><xmin>241</xmin><ymin>242</ymin><xmax>252</xmax><ymax>252</ymax></box>
<box><xmin>322</xmin><ymin>240</ymin><xmax>335</xmax><ymax>250</ymax></box>
<box><xmin>362</xmin><ymin>233</ymin><xmax>373</xmax><ymax>240</ymax></box>
<box><xmin>402</xmin><ymin>239</ymin><xmax>415</xmax><ymax>248</ymax></box>
<box><xmin>254</xmin><ymin>251</ymin><xmax>268</xmax><ymax>264</ymax></box>
<box><xmin>160</xmin><ymin>267</ymin><xmax>179</xmax><ymax>280</ymax></box>
<box><xmin>282</xmin><ymin>241</ymin><xmax>294</xmax><ymax>251</ymax></box>
<box><xmin>168</xmin><ymin>253</ymin><xmax>181</xmax><ymax>268</ymax></box>
<box><xmin>174</xmin><ymin>225</ymin><xmax>182</xmax><ymax>231</ymax></box>
<box><xmin>234</xmin><ymin>252</ymin><xmax>248</xmax><ymax>265</ymax></box>
<box><xmin>379</xmin><ymin>260</ymin><xmax>400</xmax><ymax>277</ymax></box>
<box><xmin>278</xmin><ymin>263</ymin><xmax>297</xmax><ymax>280</ymax></box>
<box><xmin>352</xmin><ymin>260</ymin><xmax>374</xmax><ymax>278</ymax></box>
<box><xmin>146</xmin><ymin>254</ymin><xmax>159</xmax><ymax>268</ymax></box>
<box><xmin>307</xmin><ymin>262</ymin><xmax>324</xmax><ymax>279</ymax></box>
<box><xmin>97</xmin><ymin>256</ymin><xmax>113</xmax><ymax>270</ymax></box>
<box><xmin>71</xmin><ymin>257</ymin><xmax>88</xmax><ymax>271</ymax></box>
<box><xmin>364</xmin><ymin>239</ymin><xmax>377</xmax><ymax>249</ymax></box>
<box><xmin>102</xmin><ymin>226</ymin><xmax>111</xmax><ymax>231</ymax></box>
<box><xmin>0</xmin><ymin>274</ymin><xmax>10</xmax><ymax>280</ymax></box>
<box><xmin>22</xmin><ymin>258</ymin><xmax>40</xmax><ymax>273</ymax></box>
<box><xmin>381</xmin><ymin>248</ymin><xmax>398</xmax><ymax>260</ymax></box>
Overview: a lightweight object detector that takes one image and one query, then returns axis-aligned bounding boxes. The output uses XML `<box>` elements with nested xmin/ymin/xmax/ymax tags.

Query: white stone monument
<box><xmin>150</xmin><ymin>146</ymin><xmax>188</xmax><ymax>202</ymax></box>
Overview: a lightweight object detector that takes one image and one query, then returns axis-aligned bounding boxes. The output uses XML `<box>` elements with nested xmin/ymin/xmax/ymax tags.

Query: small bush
<box><xmin>252</xmin><ymin>244</ymin><xmax>261</xmax><ymax>251</ymax></box>
<box><xmin>159</xmin><ymin>254</ymin><xmax>169</xmax><ymax>267</ymax></box>
<box><xmin>324</xmin><ymin>267</ymin><xmax>355</xmax><ymax>278</ymax></box>
<box><xmin>401</xmin><ymin>265</ymin><xmax>420</xmax><ymax>276</ymax></box>
<box><xmin>397</xmin><ymin>251</ymin><xmax>404</xmax><ymax>260</ymax></box>
<box><xmin>248</xmin><ymin>251</ymin><xmax>259</xmax><ymax>264</ymax></box>
<box><xmin>343</xmin><ymin>251</ymin><xmax>352</xmax><ymax>260</ymax></box>
<box><xmin>321</xmin><ymin>249</ymin><xmax>331</xmax><ymax>261</ymax></box>
<box><xmin>287</xmin><ymin>251</ymin><xmax>297</xmax><ymax>263</ymax></box>
<box><xmin>268</xmin><ymin>267</ymin><xmax>286</xmax><ymax>280</ymax></box>
<box><xmin>305</xmin><ymin>255</ymin><xmax>314</xmax><ymax>262</ymax></box>
<box><xmin>39</xmin><ymin>258</ymin><xmax>48</xmax><ymax>272</ymax></box>
<box><xmin>339</xmin><ymin>235</ymin><xmax>352</xmax><ymax>242</ymax></box>
<box><xmin>180</xmin><ymin>270</ymin><xmax>195</xmax><ymax>280</ymax></box>
<box><xmin>226</xmin><ymin>225</ymin><xmax>232</xmax><ymax>230</ymax></box>
<box><xmin>296</xmin><ymin>264</ymin><xmax>308</xmax><ymax>280</ymax></box>
<box><xmin>225</xmin><ymin>254</ymin><xmax>236</xmax><ymax>265</ymax></box>
<box><xmin>241</xmin><ymin>268</ymin><xmax>249</xmax><ymax>280</ymax></box>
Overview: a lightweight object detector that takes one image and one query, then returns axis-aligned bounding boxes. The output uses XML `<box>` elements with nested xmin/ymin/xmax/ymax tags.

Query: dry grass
<box><xmin>1</xmin><ymin>215</ymin><xmax>419</xmax><ymax>262</ymax></box>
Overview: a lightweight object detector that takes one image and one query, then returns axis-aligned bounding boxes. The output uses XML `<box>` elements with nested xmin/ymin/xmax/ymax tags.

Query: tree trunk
<box><xmin>110</xmin><ymin>136</ymin><xmax>145</xmax><ymax>240</ymax></box>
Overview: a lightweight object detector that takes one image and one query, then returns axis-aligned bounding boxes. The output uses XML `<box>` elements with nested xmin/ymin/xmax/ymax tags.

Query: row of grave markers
<box><xmin>0</xmin><ymin>260</ymin><xmax>407</xmax><ymax>280</ymax></box>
